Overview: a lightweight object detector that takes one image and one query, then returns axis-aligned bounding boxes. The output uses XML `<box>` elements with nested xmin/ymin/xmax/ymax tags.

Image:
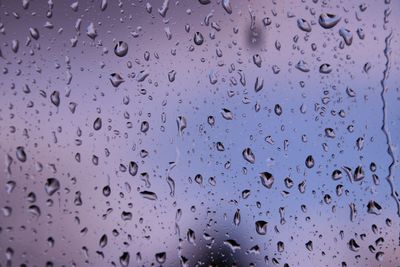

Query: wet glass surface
<box><xmin>0</xmin><ymin>0</ymin><xmax>400</xmax><ymax>266</ymax></box>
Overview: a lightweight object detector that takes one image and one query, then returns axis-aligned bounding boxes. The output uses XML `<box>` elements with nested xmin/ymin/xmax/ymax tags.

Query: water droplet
<box><xmin>223</xmin><ymin>239</ymin><xmax>240</xmax><ymax>253</ymax></box>
<box><xmin>86</xmin><ymin>22</ymin><xmax>97</xmax><ymax>39</ymax></box>
<box><xmin>140</xmin><ymin>191</ymin><xmax>157</xmax><ymax>200</ymax></box>
<box><xmin>16</xmin><ymin>146</ymin><xmax>27</xmax><ymax>162</ymax></box>
<box><xmin>194</xmin><ymin>32</ymin><xmax>204</xmax><ymax>45</ymax></box>
<box><xmin>242</xmin><ymin>148</ymin><xmax>255</xmax><ymax>164</ymax></box>
<box><xmin>120</xmin><ymin>252</ymin><xmax>130</xmax><ymax>267</ymax></box>
<box><xmin>114</xmin><ymin>41</ymin><xmax>128</xmax><ymax>57</ymax></box>
<box><xmin>332</xmin><ymin>170</ymin><xmax>342</xmax><ymax>180</ymax></box>
<box><xmin>339</xmin><ymin>28</ymin><xmax>353</xmax><ymax>46</ymax></box>
<box><xmin>305</xmin><ymin>240</ymin><xmax>313</xmax><ymax>251</ymax></box>
<box><xmin>99</xmin><ymin>234</ymin><xmax>108</xmax><ymax>248</ymax></box>
<box><xmin>253</xmin><ymin>54</ymin><xmax>262</xmax><ymax>67</ymax></box>
<box><xmin>129</xmin><ymin>161</ymin><xmax>138</xmax><ymax>176</ymax></box>
<box><xmin>254</xmin><ymin>76</ymin><xmax>264</xmax><ymax>92</ymax></box>
<box><xmin>297</xmin><ymin>18</ymin><xmax>311</xmax><ymax>32</ymax></box>
<box><xmin>222</xmin><ymin>0</ymin><xmax>232</xmax><ymax>14</ymax></box>
<box><xmin>101</xmin><ymin>0</ymin><xmax>107</xmax><ymax>11</ymax></box>
<box><xmin>28</xmin><ymin>205</ymin><xmax>41</xmax><ymax>217</ymax></box>
<box><xmin>140</xmin><ymin>121</ymin><xmax>149</xmax><ymax>133</ymax></box>
<box><xmin>319</xmin><ymin>64</ymin><xmax>332</xmax><ymax>74</ymax></box>
<box><xmin>255</xmin><ymin>220</ymin><xmax>268</xmax><ymax>235</ymax></box>
<box><xmin>318</xmin><ymin>13</ymin><xmax>341</xmax><ymax>29</ymax></box>
<box><xmin>260</xmin><ymin>172</ymin><xmax>274</xmax><ymax>189</ymax></box>
<box><xmin>325</xmin><ymin>128</ymin><xmax>336</xmax><ymax>138</ymax></box>
<box><xmin>155</xmin><ymin>252</ymin><xmax>166</xmax><ymax>264</ymax></box>
<box><xmin>274</xmin><ymin>104</ymin><xmax>282</xmax><ymax>116</ymax></box>
<box><xmin>93</xmin><ymin>117</ymin><xmax>102</xmax><ymax>131</ymax></box>
<box><xmin>168</xmin><ymin>70</ymin><xmax>176</xmax><ymax>82</ymax></box>
<box><xmin>187</xmin><ymin>228</ymin><xmax>196</xmax><ymax>245</ymax></box>
<box><xmin>367</xmin><ymin>201</ymin><xmax>382</xmax><ymax>215</ymax></box>
<box><xmin>354</xmin><ymin>166</ymin><xmax>365</xmax><ymax>181</ymax></box>
<box><xmin>221</xmin><ymin>108</ymin><xmax>233</xmax><ymax>120</ymax></box>
<box><xmin>102</xmin><ymin>185</ymin><xmax>111</xmax><ymax>197</ymax></box>
<box><xmin>376</xmin><ymin>251</ymin><xmax>384</xmax><ymax>262</ymax></box>
<box><xmin>305</xmin><ymin>155</ymin><xmax>314</xmax><ymax>168</ymax></box>
<box><xmin>50</xmin><ymin>91</ymin><xmax>60</xmax><ymax>107</ymax></box>
<box><xmin>158</xmin><ymin>0</ymin><xmax>169</xmax><ymax>17</ymax></box>
<box><xmin>348</xmin><ymin>239</ymin><xmax>360</xmax><ymax>252</ymax></box>
<box><xmin>296</xmin><ymin>60</ymin><xmax>310</xmax><ymax>72</ymax></box>
<box><xmin>177</xmin><ymin>116</ymin><xmax>187</xmax><ymax>136</ymax></box>
<box><xmin>29</xmin><ymin>28</ymin><xmax>40</xmax><ymax>40</ymax></box>
<box><xmin>110</xmin><ymin>73</ymin><xmax>124</xmax><ymax>87</ymax></box>
<box><xmin>45</xmin><ymin>178</ymin><xmax>60</xmax><ymax>196</ymax></box>
<box><xmin>233</xmin><ymin>209</ymin><xmax>241</xmax><ymax>226</ymax></box>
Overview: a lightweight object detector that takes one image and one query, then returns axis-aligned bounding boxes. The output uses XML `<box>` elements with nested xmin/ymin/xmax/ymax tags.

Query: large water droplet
<box><xmin>114</xmin><ymin>41</ymin><xmax>128</xmax><ymax>57</ymax></box>
<box><xmin>319</xmin><ymin>13</ymin><xmax>341</xmax><ymax>29</ymax></box>
<box><xmin>93</xmin><ymin>117</ymin><xmax>102</xmax><ymax>131</ymax></box>
<box><xmin>194</xmin><ymin>32</ymin><xmax>204</xmax><ymax>45</ymax></box>
<box><xmin>16</xmin><ymin>146</ymin><xmax>27</xmax><ymax>162</ymax></box>
<box><xmin>297</xmin><ymin>18</ymin><xmax>311</xmax><ymax>32</ymax></box>
<box><xmin>255</xmin><ymin>220</ymin><xmax>268</xmax><ymax>235</ymax></box>
<box><xmin>45</xmin><ymin>178</ymin><xmax>60</xmax><ymax>196</ymax></box>
<box><xmin>242</xmin><ymin>148</ymin><xmax>255</xmax><ymax>164</ymax></box>
<box><xmin>260</xmin><ymin>172</ymin><xmax>274</xmax><ymax>189</ymax></box>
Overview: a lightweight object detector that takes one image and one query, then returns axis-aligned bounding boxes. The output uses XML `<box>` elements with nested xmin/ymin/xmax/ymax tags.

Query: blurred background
<box><xmin>0</xmin><ymin>0</ymin><xmax>400</xmax><ymax>266</ymax></box>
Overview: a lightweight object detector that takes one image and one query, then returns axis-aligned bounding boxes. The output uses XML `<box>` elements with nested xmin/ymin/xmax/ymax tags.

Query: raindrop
<box><xmin>99</xmin><ymin>234</ymin><xmax>108</xmax><ymax>248</ymax></box>
<box><xmin>339</xmin><ymin>28</ymin><xmax>353</xmax><ymax>46</ymax></box>
<box><xmin>93</xmin><ymin>117</ymin><xmax>102</xmax><ymax>131</ymax></box>
<box><xmin>297</xmin><ymin>18</ymin><xmax>311</xmax><ymax>32</ymax></box>
<box><xmin>194</xmin><ymin>32</ymin><xmax>204</xmax><ymax>45</ymax></box>
<box><xmin>221</xmin><ymin>108</ymin><xmax>233</xmax><ymax>120</ymax></box>
<box><xmin>353</xmin><ymin>166</ymin><xmax>365</xmax><ymax>181</ymax></box>
<box><xmin>114</xmin><ymin>41</ymin><xmax>129</xmax><ymax>57</ymax></box>
<box><xmin>260</xmin><ymin>172</ymin><xmax>274</xmax><ymax>189</ymax></box>
<box><xmin>155</xmin><ymin>252</ymin><xmax>166</xmax><ymax>264</ymax></box>
<box><xmin>45</xmin><ymin>178</ymin><xmax>60</xmax><ymax>196</ymax></box>
<box><xmin>177</xmin><ymin>116</ymin><xmax>187</xmax><ymax>136</ymax></box>
<box><xmin>319</xmin><ymin>64</ymin><xmax>332</xmax><ymax>74</ymax></box>
<box><xmin>255</xmin><ymin>220</ymin><xmax>268</xmax><ymax>235</ymax></box>
<box><xmin>305</xmin><ymin>155</ymin><xmax>314</xmax><ymax>168</ymax></box>
<box><xmin>242</xmin><ymin>148</ymin><xmax>255</xmax><ymax>164</ymax></box>
<box><xmin>102</xmin><ymin>185</ymin><xmax>111</xmax><ymax>197</ymax></box>
<box><xmin>199</xmin><ymin>0</ymin><xmax>211</xmax><ymax>4</ymax></box>
<box><xmin>110</xmin><ymin>73</ymin><xmax>124</xmax><ymax>87</ymax></box>
<box><xmin>318</xmin><ymin>13</ymin><xmax>341</xmax><ymax>29</ymax></box>
<box><xmin>120</xmin><ymin>252</ymin><xmax>130</xmax><ymax>267</ymax></box>
<box><xmin>86</xmin><ymin>22</ymin><xmax>97</xmax><ymax>39</ymax></box>
<box><xmin>296</xmin><ymin>60</ymin><xmax>310</xmax><ymax>72</ymax></box>
<box><xmin>29</xmin><ymin>28</ymin><xmax>40</xmax><ymax>40</ymax></box>
<box><xmin>16</xmin><ymin>146</ymin><xmax>27</xmax><ymax>162</ymax></box>
<box><xmin>50</xmin><ymin>91</ymin><xmax>60</xmax><ymax>107</ymax></box>
<box><xmin>140</xmin><ymin>191</ymin><xmax>157</xmax><ymax>200</ymax></box>
<box><xmin>254</xmin><ymin>77</ymin><xmax>264</xmax><ymax>92</ymax></box>
<box><xmin>305</xmin><ymin>241</ymin><xmax>313</xmax><ymax>251</ymax></box>
<box><xmin>129</xmin><ymin>161</ymin><xmax>138</xmax><ymax>176</ymax></box>
<box><xmin>222</xmin><ymin>0</ymin><xmax>232</xmax><ymax>14</ymax></box>
<box><xmin>233</xmin><ymin>209</ymin><xmax>241</xmax><ymax>226</ymax></box>
<box><xmin>332</xmin><ymin>170</ymin><xmax>343</xmax><ymax>180</ymax></box>
<box><xmin>367</xmin><ymin>201</ymin><xmax>382</xmax><ymax>215</ymax></box>
<box><xmin>348</xmin><ymin>239</ymin><xmax>360</xmax><ymax>252</ymax></box>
